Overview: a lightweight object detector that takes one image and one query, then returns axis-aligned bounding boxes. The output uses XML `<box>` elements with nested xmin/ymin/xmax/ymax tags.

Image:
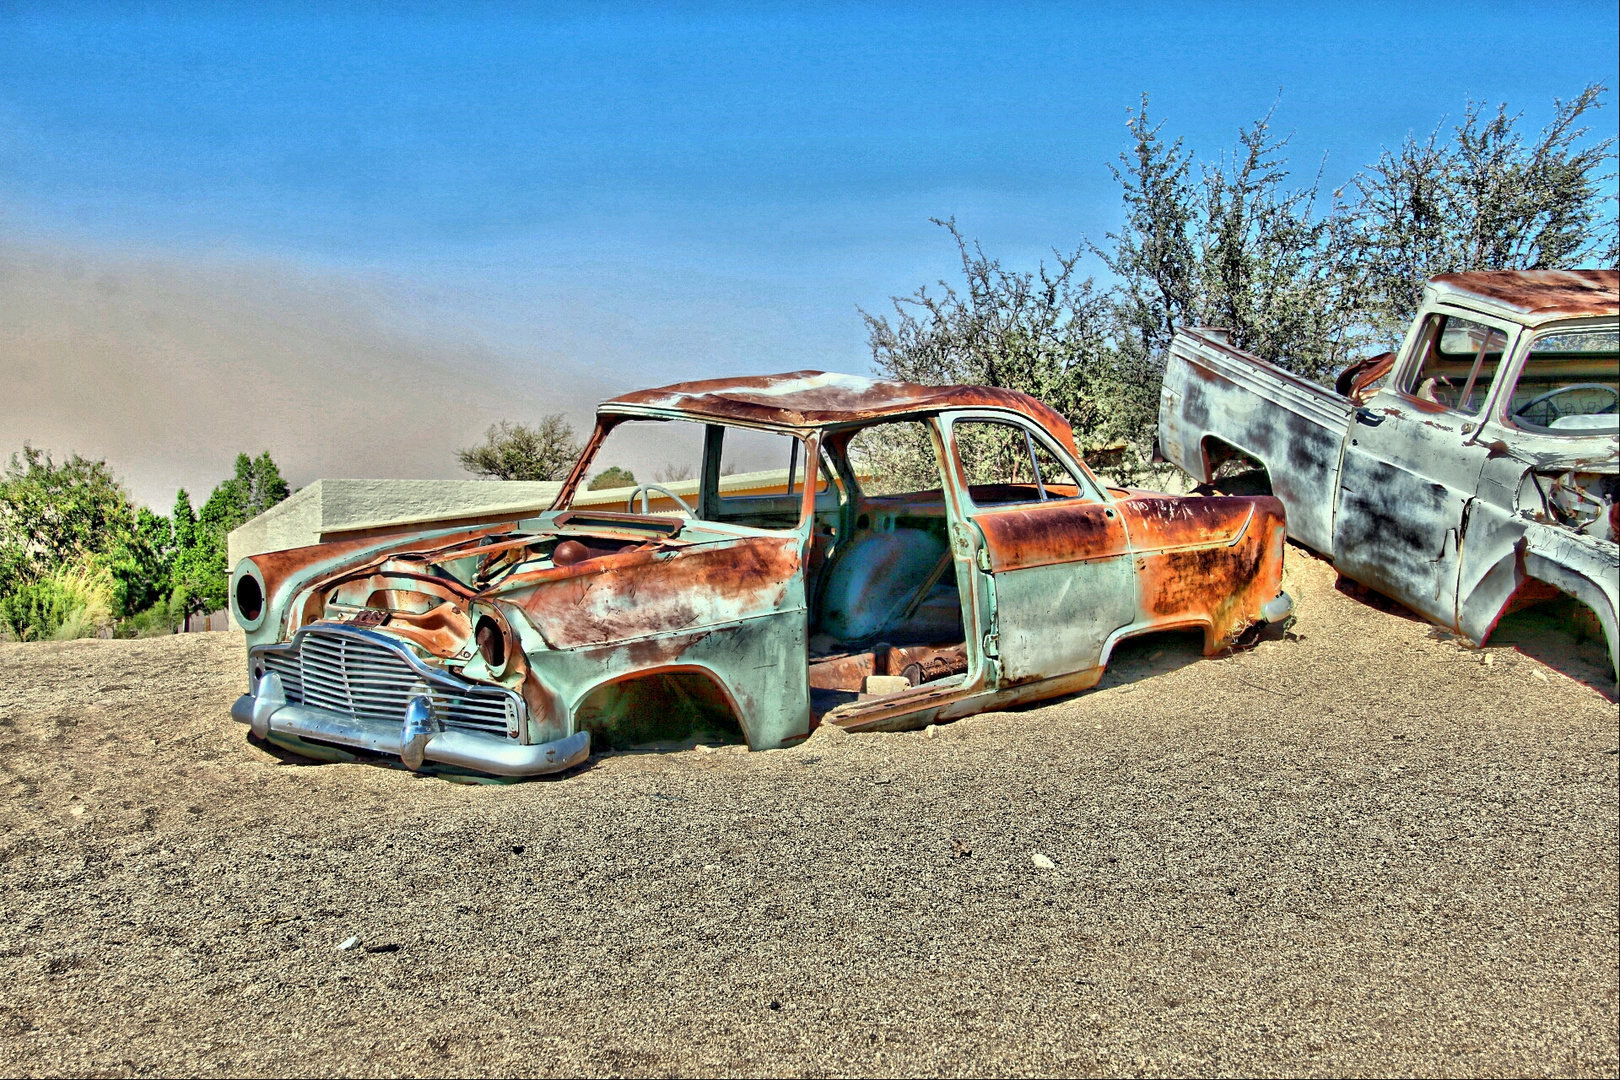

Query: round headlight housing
<box><xmin>231</xmin><ymin>562</ymin><xmax>268</xmax><ymax>631</ymax></box>
<box><xmin>475</xmin><ymin>613</ymin><xmax>508</xmax><ymax>674</ymax></box>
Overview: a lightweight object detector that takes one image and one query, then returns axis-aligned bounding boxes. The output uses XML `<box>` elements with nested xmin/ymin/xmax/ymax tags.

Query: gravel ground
<box><xmin>1</xmin><ymin>548</ymin><xmax>1616</xmax><ymax>1078</ymax></box>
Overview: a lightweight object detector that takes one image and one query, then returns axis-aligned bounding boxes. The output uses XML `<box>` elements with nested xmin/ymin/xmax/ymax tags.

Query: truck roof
<box><xmin>1428</xmin><ymin>269</ymin><xmax>1618</xmax><ymax>326</ymax></box>
<box><xmin>602</xmin><ymin>369</ymin><xmax>1077</xmax><ymax>444</ymax></box>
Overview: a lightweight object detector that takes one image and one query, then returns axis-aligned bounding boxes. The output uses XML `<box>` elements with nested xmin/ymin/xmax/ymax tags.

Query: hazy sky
<box><xmin>1</xmin><ymin>2</ymin><xmax>1616</xmax><ymax>502</ymax></box>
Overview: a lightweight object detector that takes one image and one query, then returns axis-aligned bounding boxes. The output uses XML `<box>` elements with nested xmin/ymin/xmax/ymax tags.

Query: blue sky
<box><xmin>3</xmin><ymin>1</ymin><xmax>1617</xmax><ymax>386</ymax></box>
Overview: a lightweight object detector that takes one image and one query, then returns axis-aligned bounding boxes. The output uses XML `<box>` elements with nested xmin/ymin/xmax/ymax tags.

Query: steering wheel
<box><xmin>1513</xmin><ymin>383</ymin><xmax>1619</xmax><ymax>424</ymax></box>
<box><xmin>625</xmin><ymin>483</ymin><xmax>696</xmax><ymax>517</ymax></box>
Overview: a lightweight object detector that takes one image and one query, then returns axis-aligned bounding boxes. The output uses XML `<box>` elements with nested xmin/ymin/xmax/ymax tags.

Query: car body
<box><xmin>231</xmin><ymin>371</ymin><xmax>1293</xmax><ymax>775</ymax></box>
<box><xmin>1158</xmin><ymin>269</ymin><xmax>1618</xmax><ymax>679</ymax></box>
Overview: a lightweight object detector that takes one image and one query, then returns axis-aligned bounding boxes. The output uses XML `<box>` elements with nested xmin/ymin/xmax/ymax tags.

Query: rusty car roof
<box><xmin>1428</xmin><ymin>269</ymin><xmax>1619</xmax><ymax>325</ymax></box>
<box><xmin>601</xmin><ymin>370</ymin><xmax>1078</xmax><ymax>443</ymax></box>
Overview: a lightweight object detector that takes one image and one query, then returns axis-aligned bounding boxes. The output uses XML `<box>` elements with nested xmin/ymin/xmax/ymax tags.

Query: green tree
<box><xmin>1098</xmin><ymin>95</ymin><xmax>1200</xmax><ymax>367</ymax></box>
<box><xmin>199</xmin><ymin>452</ymin><xmax>291</xmax><ymax>535</ymax></box>
<box><xmin>457</xmin><ymin>417</ymin><xmax>583</xmax><ymax>481</ymax></box>
<box><xmin>1192</xmin><ymin>105</ymin><xmax>1359</xmax><ymax>380</ymax></box>
<box><xmin>1104</xmin><ymin>97</ymin><xmax>1360</xmax><ymax>382</ymax></box>
<box><xmin>171</xmin><ymin>453</ymin><xmax>292</xmax><ymax>622</ymax></box>
<box><xmin>104</xmin><ymin>506</ymin><xmax>175</xmax><ymax>618</ymax></box>
<box><xmin>0</xmin><ymin>445</ymin><xmax>168</xmax><ymax>637</ymax></box>
<box><xmin>0</xmin><ymin>446</ymin><xmax>136</xmax><ymax>593</ymax></box>
<box><xmin>588</xmin><ymin>466</ymin><xmax>637</xmax><ymax>490</ymax></box>
<box><xmin>1347</xmin><ymin>83</ymin><xmax>1617</xmax><ymax>340</ymax></box>
<box><xmin>169</xmin><ymin>488</ymin><xmax>220</xmax><ymax>621</ymax></box>
<box><xmin>861</xmin><ymin>218</ymin><xmax>1117</xmax><ymax>447</ymax></box>
<box><xmin>1093</xmin><ymin>97</ymin><xmax>1202</xmax><ymax>458</ymax></box>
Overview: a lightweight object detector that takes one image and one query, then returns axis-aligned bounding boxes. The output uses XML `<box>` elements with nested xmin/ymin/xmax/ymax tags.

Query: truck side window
<box><xmin>953</xmin><ymin>420</ymin><xmax>1087</xmax><ymax>507</ymax></box>
<box><xmin>1403</xmin><ymin>314</ymin><xmax>1509</xmax><ymax>415</ymax></box>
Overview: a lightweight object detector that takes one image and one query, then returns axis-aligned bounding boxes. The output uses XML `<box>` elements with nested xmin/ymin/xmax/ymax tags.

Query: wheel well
<box><xmin>1197</xmin><ymin>437</ymin><xmax>1272</xmax><ymax>495</ymax></box>
<box><xmin>1489</xmin><ymin>579</ymin><xmax>1616</xmax><ymax>684</ymax></box>
<box><xmin>1099</xmin><ymin>621</ymin><xmax>1214</xmax><ymax>667</ymax></box>
<box><xmin>572</xmin><ymin>667</ymin><xmax>747</xmax><ymax>750</ymax></box>
<box><xmin>1200</xmin><ymin>435</ymin><xmax>1259</xmax><ymax>477</ymax></box>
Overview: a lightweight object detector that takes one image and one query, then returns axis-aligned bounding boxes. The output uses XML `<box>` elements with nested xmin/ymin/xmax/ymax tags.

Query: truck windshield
<box><xmin>1505</xmin><ymin>326</ymin><xmax>1620</xmax><ymax>433</ymax></box>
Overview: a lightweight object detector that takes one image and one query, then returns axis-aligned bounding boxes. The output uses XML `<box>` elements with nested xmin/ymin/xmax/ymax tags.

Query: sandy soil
<box><xmin>1</xmin><ymin>548</ymin><xmax>1615</xmax><ymax>1078</ymax></box>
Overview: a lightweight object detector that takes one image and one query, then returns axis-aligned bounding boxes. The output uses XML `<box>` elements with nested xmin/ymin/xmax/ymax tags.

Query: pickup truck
<box><xmin>229</xmin><ymin>371</ymin><xmax>1293</xmax><ymax>776</ymax></box>
<box><xmin>1159</xmin><ymin>269</ymin><xmax>1618</xmax><ymax>679</ymax></box>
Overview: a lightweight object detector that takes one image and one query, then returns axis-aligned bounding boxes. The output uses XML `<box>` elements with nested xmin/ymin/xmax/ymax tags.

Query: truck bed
<box><xmin>1158</xmin><ymin>328</ymin><xmax>1353</xmax><ymax>555</ymax></box>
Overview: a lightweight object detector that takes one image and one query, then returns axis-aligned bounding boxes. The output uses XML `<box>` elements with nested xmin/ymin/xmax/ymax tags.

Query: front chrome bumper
<box><xmin>231</xmin><ymin>675</ymin><xmax>590</xmax><ymax>776</ymax></box>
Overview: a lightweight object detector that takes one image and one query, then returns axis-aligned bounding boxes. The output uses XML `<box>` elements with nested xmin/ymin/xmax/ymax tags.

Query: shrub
<box><xmin>457</xmin><ymin>416</ymin><xmax>583</xmax><ymax>481</ymax></box>
<box><xmin>0</xmin><ymin>560</ymin><xmax>115</xmax><ymax>641</ymax></box>
<box><xmin>117</xmin><ymin>588</ymin><xmax>188</xmax><ymax>638</ymax></box>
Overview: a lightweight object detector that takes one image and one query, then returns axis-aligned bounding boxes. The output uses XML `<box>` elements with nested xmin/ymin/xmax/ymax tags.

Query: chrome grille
<box><xmin>261</xmin><ymin>630</ymin><xmax>517</xmax><ymax>737</ymax></box>
<box><xmin>261</xmin><ymin>650</ymin><xmax>303</xmax><ymax>702</ymax></box>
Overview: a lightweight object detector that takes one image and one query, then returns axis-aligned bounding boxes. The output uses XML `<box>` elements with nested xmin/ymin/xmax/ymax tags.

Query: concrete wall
<box><xmin>226</xmin><ymin>469</ymin><xmax>805</xmax><ymax>566</ymax></box>
<box><xmin>227</xmin><ymin>478</ymin><xmax>562</xmax><ymax>566</ymax></box>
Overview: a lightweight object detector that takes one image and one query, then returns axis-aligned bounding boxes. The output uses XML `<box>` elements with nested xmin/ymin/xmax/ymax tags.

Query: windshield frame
<box><xmin>549</xmin><ymin>410</ymin><xmax>823</xmax><ymax>533</ymax></box>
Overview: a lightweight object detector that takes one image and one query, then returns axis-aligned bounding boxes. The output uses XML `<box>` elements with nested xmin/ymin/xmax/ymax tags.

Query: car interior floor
<box><xmin>803</xmin><ymin>498</ymin><xmax>968</xmax><ymax>719</ymax></box>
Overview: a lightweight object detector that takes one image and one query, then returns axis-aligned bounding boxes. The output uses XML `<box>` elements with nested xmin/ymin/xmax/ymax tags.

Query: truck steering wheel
<box><xmin>1513</xmin><ymin>383</ymin><xmax>1619</xmax><ymax>424</ymax></box>
<box><xmin>625</xmin><ymin>484</ymin><xmax>697</xmax><ymax>517</ymax></box>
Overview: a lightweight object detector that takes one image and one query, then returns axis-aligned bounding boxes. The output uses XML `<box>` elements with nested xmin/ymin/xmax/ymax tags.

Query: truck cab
<box><xmin>1158</xmin><ymin>269</ymin><xmax>1618</xmax><ymax>680</ymax></box>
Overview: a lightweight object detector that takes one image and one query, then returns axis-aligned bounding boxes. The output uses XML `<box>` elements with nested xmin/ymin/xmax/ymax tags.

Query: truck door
<box><xmin>1332</xmin><ymin>312</ymin><xmax>1515</xmax><ymax>628</ymax></box>
<box><xmin>942</xmin><ymin>413</ymin><xmax>1136</xmax><ymax>685</ymax></box>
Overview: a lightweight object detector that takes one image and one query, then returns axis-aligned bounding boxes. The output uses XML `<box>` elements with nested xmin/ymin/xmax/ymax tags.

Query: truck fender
<box><xmin>1462</xmin><ymin>519</ymin><xmax>1619</xmax><ymax>679</ymax></box>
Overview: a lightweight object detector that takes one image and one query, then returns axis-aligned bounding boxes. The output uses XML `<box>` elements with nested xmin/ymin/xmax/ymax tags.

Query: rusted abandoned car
<box><xmin>231</xmin><ymin>372</ymin><xmax>1293</xmax><ymax>775</ymax></box>
<box><xmin>1159</xmin><ymin>269</ymin><xmax>1618</xmax><ymax>678</ymax></box>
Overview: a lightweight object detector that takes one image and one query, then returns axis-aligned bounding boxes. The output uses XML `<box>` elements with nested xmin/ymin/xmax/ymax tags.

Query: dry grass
<box><xmin>0</xmin><ymin>547</ymin><xmax>1615</xmax><ymax>1077</ymax></box>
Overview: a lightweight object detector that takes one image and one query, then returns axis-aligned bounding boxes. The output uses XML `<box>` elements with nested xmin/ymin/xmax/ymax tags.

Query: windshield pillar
<box><xmin>700</xmin><ymin>424</ymin><xmax>725</xmax><ymax>520</ymax></box>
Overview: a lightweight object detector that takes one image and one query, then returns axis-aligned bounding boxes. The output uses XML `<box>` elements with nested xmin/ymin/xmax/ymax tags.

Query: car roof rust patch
<box><xmin>1429</xmin><ymin>269</ymin><xmax>1619</xmax><ymax>322</ymax></box>
<box><xmin>601</xmin><ymin>369</ymin><xmax>1077</xmax><ymax>444</ymax></box>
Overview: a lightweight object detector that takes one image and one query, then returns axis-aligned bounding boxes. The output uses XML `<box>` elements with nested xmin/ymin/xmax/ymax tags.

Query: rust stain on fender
<box><xmin>510</xmin><ymin>536</ymin><xmax>801</xmax><ymax>649</ymax></box>
<box><xmin>1123</xmin><ymin>495</ymin><xmax>1287</xmax><ymax>644</ymax></box>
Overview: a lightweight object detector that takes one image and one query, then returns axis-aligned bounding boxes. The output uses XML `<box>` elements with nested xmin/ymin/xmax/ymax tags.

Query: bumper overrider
<box><xmin>232</xmin><ymin>624</ymin><xmax>589</xmax><ymax>777</ymax></box>
<box><xmin>1261</xmin><ymin>591</ymin><xmax>1293</xmax><ymax>624</ymax></box>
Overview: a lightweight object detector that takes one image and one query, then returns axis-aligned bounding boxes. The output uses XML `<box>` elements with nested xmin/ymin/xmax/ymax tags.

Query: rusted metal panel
<box><xmin>1332</xmin><ymin>398</ymin><xmax>1496</xmax><ymax>628</ymax></box>
<box><xmin>989</xmin><ymin>549</ymin><xmax>1136</xmax><ymax>686</ymax></box>
<box><xmin>1159</xmin><ymin>328</ymin><xmax>1352</xmax><ymax>554</ymax></box>
<box><xmin>1121</xmin><ymin>494</ymin><xmax>1287</xmax><ymax>647</ymax></box>
<box><xmin>601</xmin><ymin>370</ymin><xmax>1079</xmax><ymax>445</ymax></box>
<box><xmin>808</xmin><ymin>643</ymin><xmax>968</xmax><ymax>691</ymax></box>
<box><xmin>974</xmin><ymin>498</ymin><xmax>1131</xmax><ymax>572</ymax></box>
<box><xmin>508</xmin><ymin>535</ymin><xmax>801</xmax><ymax>650</ymax></box>
<box><xmin>1334</xmin><ymin>351</ymin><xmax>1397</xmax><ymax>403</ymax></box>
<box><xmin>1429</xmin><ymin>269</ymin><xmax>1619</xmax><ymax>324</ymax></box>
<box><xmin>231</xmin><ymin>371</ymin><xmax>1296</xmax><ymax>775</ymax></box>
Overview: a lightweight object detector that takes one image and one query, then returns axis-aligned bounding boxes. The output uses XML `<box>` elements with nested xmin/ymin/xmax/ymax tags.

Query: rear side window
<box><xmin>717</xmin><ymin>428</ymin><xmax>825</xmax><ymax>495</ymax></box>
<box><xmin>845</xmin><ymin>421</ymin><xmax>943</xmax><ymax>496</ymax></box>
<box><xmin>1403</xmin><ymin>314</ymin><xmax>1510</xmax><ymax>415</ymax></box>
<box><xmin>952</xmin><ymin>419</ymin><xmax>1088</xmax><ymax>508</ymax></box>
